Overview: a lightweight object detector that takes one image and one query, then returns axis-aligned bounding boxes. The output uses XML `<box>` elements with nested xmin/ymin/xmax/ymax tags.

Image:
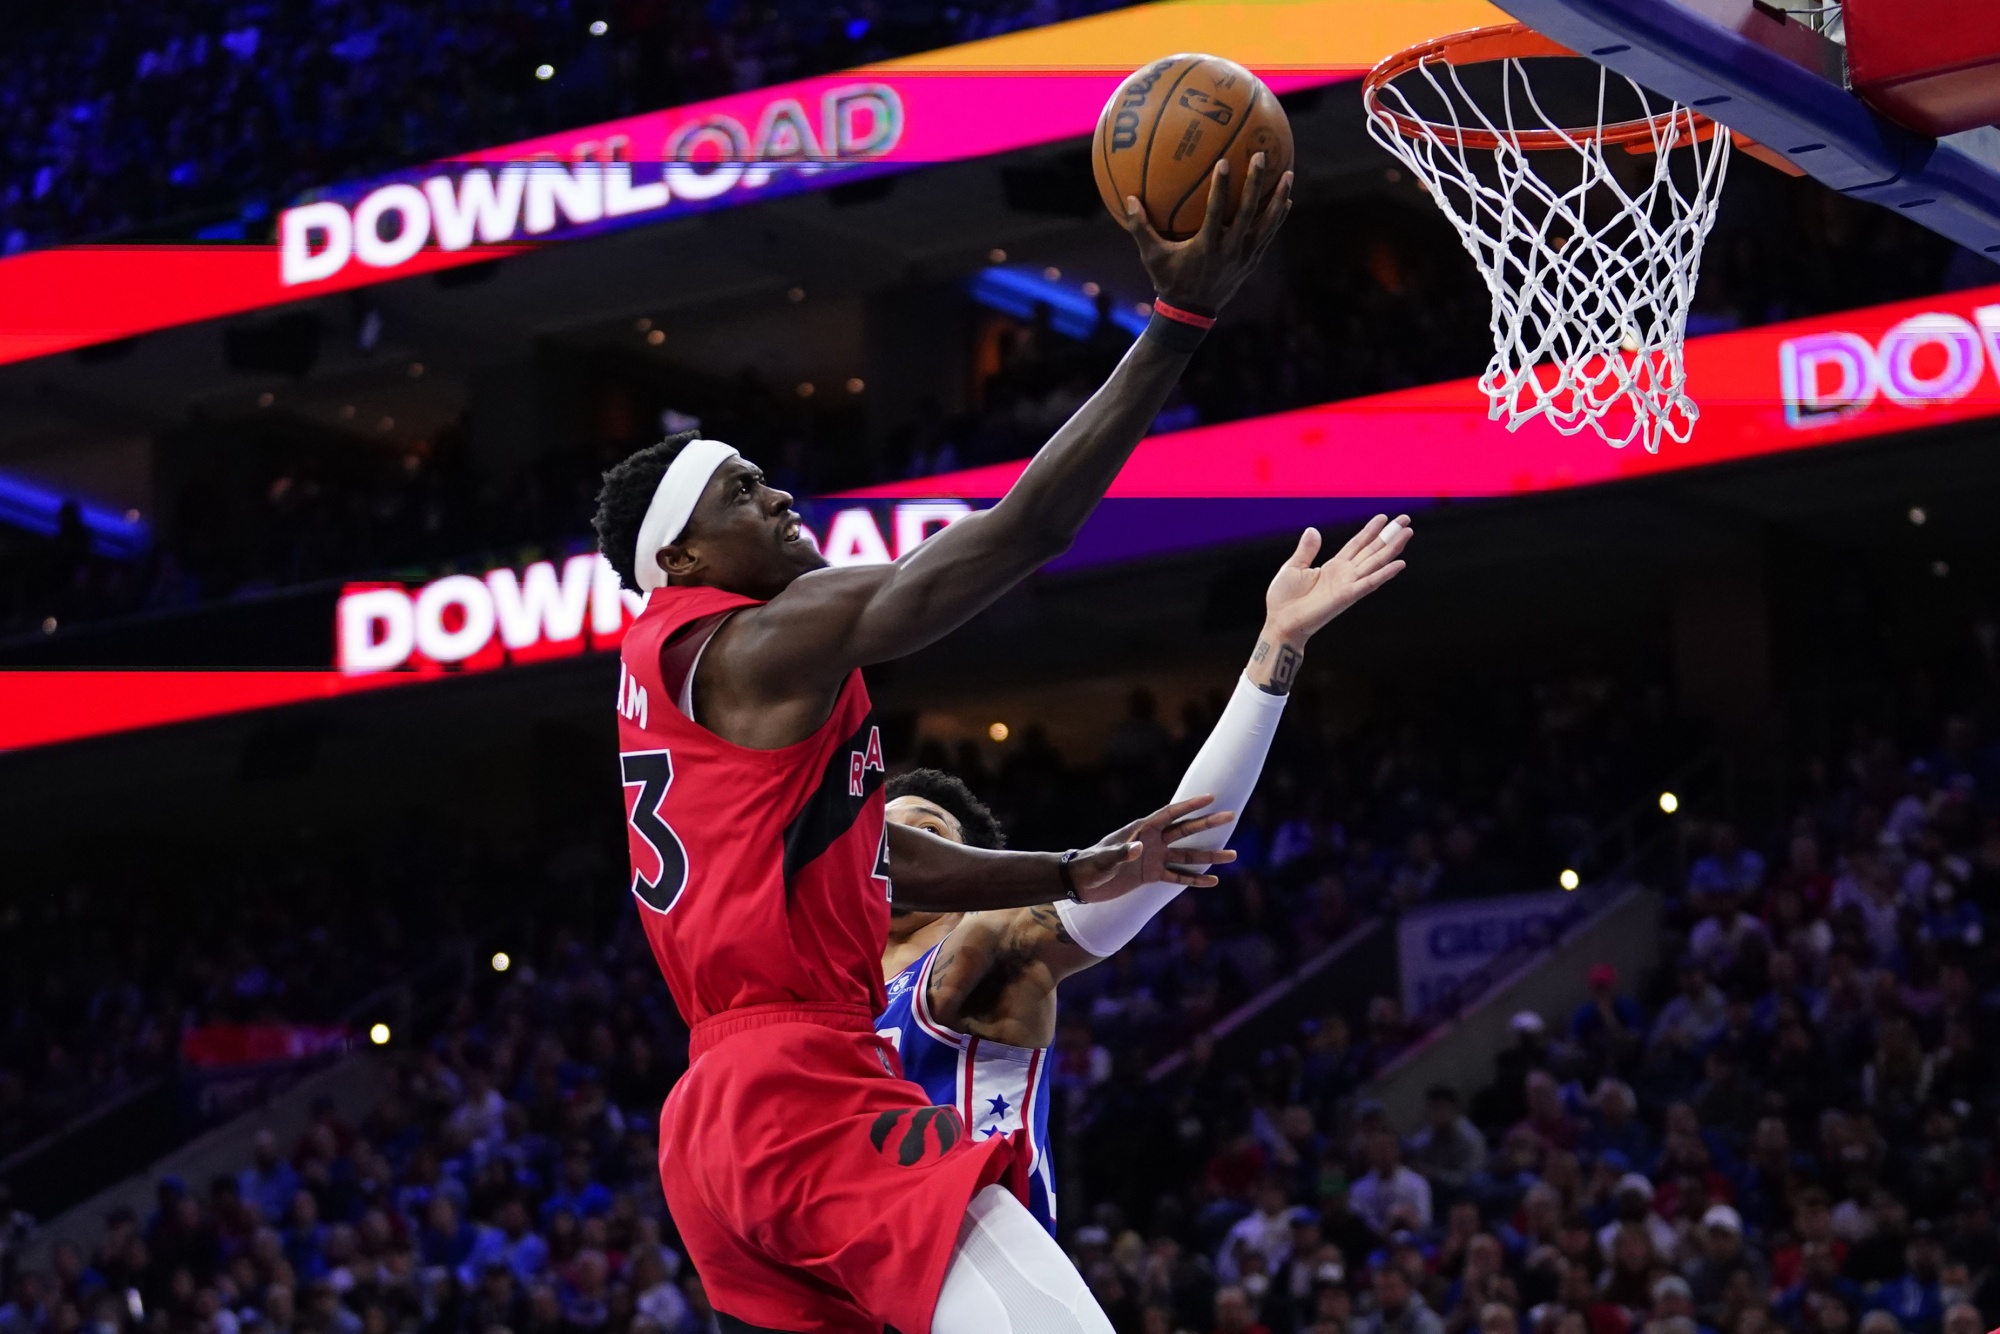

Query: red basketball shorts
<box><xmin>659</xmin><ymin>1002</ymin><xmax>1028</xmax><ymax>1334</ymax></box>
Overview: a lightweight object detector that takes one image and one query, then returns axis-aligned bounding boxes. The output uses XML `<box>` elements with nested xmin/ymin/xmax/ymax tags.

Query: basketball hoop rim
<box><xmin>1362</xmin><ymin>22</ymin><xmax>1718</xmax><ymax>153</ymax></box>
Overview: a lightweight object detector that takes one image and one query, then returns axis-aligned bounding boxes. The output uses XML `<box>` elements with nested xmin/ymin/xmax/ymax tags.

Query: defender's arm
<box><xmin>927</xmin><ymin>517</ymin><xmax>1415</xmax><ymax>1006</ymax></box>
<box><xmin>1047</xmin><ymin>517</ymin><xmax>1410</xmax><ymax>961</ymax></box>
<box><xmin>887</xmin><ymin>795</ymin><xmax>1235</xmax><ymax>913</ymax></box>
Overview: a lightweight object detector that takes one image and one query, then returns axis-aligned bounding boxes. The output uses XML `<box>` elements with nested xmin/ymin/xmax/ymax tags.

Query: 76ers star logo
<box><xmin>621</xmin><ymin>749</ymin><xmax>690</xmax><ymax>914</ymax></box>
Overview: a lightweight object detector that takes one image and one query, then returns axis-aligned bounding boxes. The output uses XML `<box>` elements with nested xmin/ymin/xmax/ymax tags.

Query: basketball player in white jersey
<box><xmin>877</xmin><ymin>515</ymin><xmax>1413</xmax><ymax>1232</ymax></box>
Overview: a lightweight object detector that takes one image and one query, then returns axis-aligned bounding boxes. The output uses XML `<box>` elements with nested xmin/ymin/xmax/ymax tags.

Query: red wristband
<box><xmin>1149</xmin><ymin>297</ymin><xmax>1217</xmax><ymax>331</ymax></box>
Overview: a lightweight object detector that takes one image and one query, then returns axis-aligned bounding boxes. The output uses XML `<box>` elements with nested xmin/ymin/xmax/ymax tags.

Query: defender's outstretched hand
<box><xmin>1066</xmin><ymin>795</ymin><xmax>1238</xmax><ymax>902</ymax></box>
<box><xmin>1246</xmin><ymin>516</ymin><xmax>1413</xmax><ymax>696</ymax></box>
<box><xmin>1265</xmin><ymin>515</ymin><xmax>1413</xmax><ymax>641</ymax></box>
<box><xmin>1124</xmin><ymin>152</ymin><xmax>1293</xmax><ymax>314</ymax></box>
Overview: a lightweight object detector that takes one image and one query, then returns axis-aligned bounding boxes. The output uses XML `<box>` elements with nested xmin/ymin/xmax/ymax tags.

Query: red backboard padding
<box><xmin>1844</xmin><ymin>0</ymin><xmax>2000</xmax><ymax>137</ymax></box>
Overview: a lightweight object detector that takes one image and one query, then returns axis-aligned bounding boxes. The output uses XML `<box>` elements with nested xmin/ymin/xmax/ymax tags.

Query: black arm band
<box><xmin>1058</xmin><ymin>850</ymin><xmax>1084</xmax><ymax>903</ymax></box>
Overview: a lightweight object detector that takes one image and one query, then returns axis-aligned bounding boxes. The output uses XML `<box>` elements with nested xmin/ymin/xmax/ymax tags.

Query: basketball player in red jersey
<box><xmin>591</xmin><ymin>156</ymin><xmax>1290</xmax><ymax>1333</ymax></box>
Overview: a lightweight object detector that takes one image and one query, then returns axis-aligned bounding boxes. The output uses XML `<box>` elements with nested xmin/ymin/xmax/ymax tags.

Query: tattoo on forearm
<box><xmin>1028</xmin><ymin>903</ymin><xmax>1078</xmax><ymax>948</ymax></box>
<box><xmin>925</xmin><ymin>937</ymin><xmax>959</xmax><ymax>1016</ymax></box>
<box><xmin>1254</xmin><ymin>640</ymin><xmax>1301</xmax><ymax>695</ymax></box>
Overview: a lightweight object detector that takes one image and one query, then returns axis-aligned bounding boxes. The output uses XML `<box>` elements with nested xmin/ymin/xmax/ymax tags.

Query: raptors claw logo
<box><xmin>867</xmin><ymin>1105</ymin><xmax>965</xmax><ymax>1167</ymax></box>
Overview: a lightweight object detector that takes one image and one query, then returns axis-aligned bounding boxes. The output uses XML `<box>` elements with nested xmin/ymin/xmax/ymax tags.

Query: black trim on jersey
<box><xmin>781</xmin><ymin>711</ymin><xmax>884</xmax><ymax>890</ymax></box>
<box><xmin>715</xmin><ymin>1315</ymin><xmax>798</xmax><ymax>1334</ymax></box>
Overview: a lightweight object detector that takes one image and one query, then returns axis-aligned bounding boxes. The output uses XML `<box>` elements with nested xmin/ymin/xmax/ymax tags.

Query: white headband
<box><xmin>634</xmin><ymin>438</ymin><xmax>740</xmax><ymax>592</ymax></box>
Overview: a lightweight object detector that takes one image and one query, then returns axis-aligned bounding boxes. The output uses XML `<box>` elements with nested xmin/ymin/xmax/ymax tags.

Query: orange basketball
<box><xmin>1091</xmin><ymin>54</ymin><xmax>1293</xmax><ymax>241</ymax></box>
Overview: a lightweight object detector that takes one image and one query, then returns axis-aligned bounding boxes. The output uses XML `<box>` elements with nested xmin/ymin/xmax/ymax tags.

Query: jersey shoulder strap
<box><xmin>621</xmin><ymin>585</ymin><xmax>763</xmax><ymax>722</ymax></box>
<box><xmin>884</xmin><ymin>944</ymin><xmax>936</xmax><ymax>1007</ymax></box>
<box><xmin>908</xmin><ymin>942</ymin><xmax>968</xmax><ymax>1050</ymax></box>
<box><xmin>660</xmin><ymin>612</ymin><xmax>732</xmax><ymax>720</ymax></box>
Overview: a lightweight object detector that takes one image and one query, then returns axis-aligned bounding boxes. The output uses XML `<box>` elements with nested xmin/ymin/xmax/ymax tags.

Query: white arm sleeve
<box><xmin>1055</xmin><ymin>674</ymin><xmax>1287</xmax><ymax>957</ymax></box>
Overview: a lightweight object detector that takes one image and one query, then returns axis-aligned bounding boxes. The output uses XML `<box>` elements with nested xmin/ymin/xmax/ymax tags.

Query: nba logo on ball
<box><xmin>1092</xmin><ymin>54</ymin><xmax>1293</xmax><ymax>239</ymax></box>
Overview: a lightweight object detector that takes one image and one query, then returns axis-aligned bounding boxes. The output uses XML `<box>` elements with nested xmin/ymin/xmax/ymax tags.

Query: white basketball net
<box><xmin>1366</xmin><ymin>44</ymin><xmax>1731</xmax><ymax>451</ymax></box>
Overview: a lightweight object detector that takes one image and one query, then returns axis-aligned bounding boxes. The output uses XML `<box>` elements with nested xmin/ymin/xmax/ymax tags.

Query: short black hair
<box><xmin>886</xmin><ymin>768</ymin><xmax>1004</xmax><ymax>850</ymax></box>
<box><xmin>593</xmin><ymin>431</ymin><xmax>700</xmax><ymax>593</ymax></box>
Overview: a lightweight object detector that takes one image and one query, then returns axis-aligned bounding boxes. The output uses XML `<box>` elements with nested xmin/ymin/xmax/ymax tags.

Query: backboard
<box><xmin>1492</xmin><ymin>0</ymin><xmax>2000</xmax><ymax>257</ymax></box>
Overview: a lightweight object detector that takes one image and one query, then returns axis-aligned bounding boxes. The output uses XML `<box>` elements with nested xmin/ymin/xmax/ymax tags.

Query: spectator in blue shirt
<box><xmin>1920</xmin><ymin>878</ymin><xmax>1983</xmax><ymax>951</ymax></box>
<box><xmin>1871</xmin><ymin>1229</ymin><xmax>1948</xmax><ymax>1334</ymax></box>
<box><xmin>1687</xmin><ymin>823</ymin><xmax>1766</xmax><ymax>899</ymax></box>
<box><xmin>1750</xmin><ymin>951</ymin><xmax>1821</xmax><ymax>1034</ymax></box>
<box><xmin>1570</xmin><ymin>963</ymin><xmax>1647</xmax><ymax>1076</ymax></box>
<box><xmin>1774</xmin><ymin>1241</ymin><xmax>1863</xmax><ymax>1331</ymax></box>
<box><xmin>417</xmin><ymin>1197</ymin><xmax>477</xmax><ymax>1273</ymax></box>
<box><xmin>1582</xmin><ymin>1079</ymin><xmax>1656</xmax><ymax>1168</ymax></box>
<box><xmin>539</xmin><ymin>1152</ymin><xmax>613</xmax><ymax>1223</ymax></box>
<box><xmin>237</xmin><ymin>1131</ymin><xmax>301</xmax><ymax>1227</ymax></box>
<box><xmin>457</xmin><ymin>1199</ymin><xmax>549</xmax><ymax>1290</ymax></box>
<box><xmin>281</xmin><ymin>1190</ymin><xmax>329</xmax><ymax>1283</ymax></box>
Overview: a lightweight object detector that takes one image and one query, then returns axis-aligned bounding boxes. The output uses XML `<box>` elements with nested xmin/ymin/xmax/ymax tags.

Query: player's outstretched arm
<box><xmin>720</xmin><ymin>159</ymin><xmax>1293</xmax><ymax>704</ymax></box>
<box><xmin>886</xmin><ymin>795</ymin><xmax>1236</xmax><ymax>913</ymax></box>
<box><xmin>955</xmin><ymin>516</ymin><xmax>1416</xmax><ymax>984</ymax></box>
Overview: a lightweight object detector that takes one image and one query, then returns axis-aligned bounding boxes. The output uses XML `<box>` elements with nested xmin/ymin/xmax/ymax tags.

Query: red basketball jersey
<box><xmin>615</xmin><ymin>584</ymin><xmax>892</xmax><ymax>1025</ymax></box>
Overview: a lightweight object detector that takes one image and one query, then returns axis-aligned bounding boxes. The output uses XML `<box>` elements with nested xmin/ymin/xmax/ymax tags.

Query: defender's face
<box><xmin>885</xmin><ymin>796</ymin><xmax>963</xmax><ymax>845</ymax></box>
<box><xmin>884</xmin><ymin>795</ymin><xmax>961</xmax><ymax>929</ymax></box>
<box><xmin>662</xmin><ymin>456</ymin><xmax>824</xmax><ymax>598</ymax></box>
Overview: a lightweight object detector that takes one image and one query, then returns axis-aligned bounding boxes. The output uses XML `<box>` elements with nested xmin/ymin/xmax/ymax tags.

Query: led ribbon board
<box><xmin>6</xmin><ymin>280</ymin><xmax>1996</xmax><ymax>750</ymax></box>
<box><xmin>835</xmin><ymin>279</ymin><xmax>2000</xmax><ymax>566</ymax></box>
<box><xmin>0</xmin><ymin>0</ymin><xmax>1504</xmax><ymax>366</ymax></box>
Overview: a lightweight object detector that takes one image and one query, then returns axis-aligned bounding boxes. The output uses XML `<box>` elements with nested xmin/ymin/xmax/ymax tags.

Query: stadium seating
<box><xmin>7</xmin><ymin>606</ymin><xmax>1995</xmax><ymax>1334</ymax></box>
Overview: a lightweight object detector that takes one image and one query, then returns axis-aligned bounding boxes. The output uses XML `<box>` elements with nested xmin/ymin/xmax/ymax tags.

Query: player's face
<box><xmin>665</xmin><ymin>457</ymin><xmax>826</xmax><ymax>597</ymax></box>
<box><xmin>885</xmin><ymin>796</ymin><xmax>964</xmax><ymax>844</ymax></box>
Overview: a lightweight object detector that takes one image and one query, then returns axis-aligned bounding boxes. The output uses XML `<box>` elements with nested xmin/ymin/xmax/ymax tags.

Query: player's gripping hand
<box><xmin>1065</xmin><ymin>794</ymin><xmax>1237</xmax><ymax>903</ymax></box>
<box><xmin>1123</xmin><ymin>152</ymin><xmax>1293</xmax><ymax>315</ymax></box>
<box><xmin>1264</xmin><ymin>515</ymin><xmax>1412</xmax><ymax>642</ymax></box>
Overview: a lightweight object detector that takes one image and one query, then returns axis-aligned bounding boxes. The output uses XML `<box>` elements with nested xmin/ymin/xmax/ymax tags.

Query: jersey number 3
<box><xmin>621</xmin><ymin>749</ymin><xmax>690</xmax><ymax>914</ymax></box>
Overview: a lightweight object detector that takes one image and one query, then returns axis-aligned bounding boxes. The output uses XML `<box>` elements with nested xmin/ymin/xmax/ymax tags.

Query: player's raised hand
<box><xmin>1263</xmin><ymin>515</ymin><xmax>1412</xmax><ymax>643</ymax></box>
<box><xmin>1065</xmin><ymin>794</ymin><xmax>1238</xmax><ymax>902</ymax></box>
<box><xmin>1123</xmin><ymin>152</ymin><xmax>1293</xmax><ymax>316</ymax></box>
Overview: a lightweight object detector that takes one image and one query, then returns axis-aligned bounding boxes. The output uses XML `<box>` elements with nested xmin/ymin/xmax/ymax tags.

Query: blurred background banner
<box><xmin>0</xmin><ymin>0</ymin><xmax>1503</xmax><ymax>367</ymax></box>
<box><xmin>1395</xmin><ymin>892</ymin><xmax>1571</xmax><ymax>1018</ymax></box>
<box><xmin>6</xmin><ymin>279</ymin><xmax>2000</xmax><ymax>750</ymax></box>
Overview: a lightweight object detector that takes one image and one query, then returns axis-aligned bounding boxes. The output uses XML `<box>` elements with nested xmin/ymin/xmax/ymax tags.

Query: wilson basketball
<box><xmin>1092</xmin><ymin>54</ymin><xmax>1293</xmax><ymax>240</ymax></box>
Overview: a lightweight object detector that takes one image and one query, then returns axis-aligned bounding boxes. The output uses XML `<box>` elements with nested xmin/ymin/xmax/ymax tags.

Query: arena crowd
<box><xmin>0</xmin><ymin>647</ymin><xmax>1674</xmax><ymax>1162</ymax></box>
<box><xmin>0</xmin><ymin>0</ymin><xmax>1140</xmax><ymax>255</ymax></box>
<box><xmin>0</xmin><ymin>821</ymin><xmax>543</xmax><ymax>1164</ymax></box>
<box><xmin>4</xmin><ymin>0</ymin><xmax>2000</xmax><ymax>1330</ymax></box>
<box><xmin>5</xmin><ymin>613</ymin><xmax>2000</xmax><ymax>1334</ymax></box>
